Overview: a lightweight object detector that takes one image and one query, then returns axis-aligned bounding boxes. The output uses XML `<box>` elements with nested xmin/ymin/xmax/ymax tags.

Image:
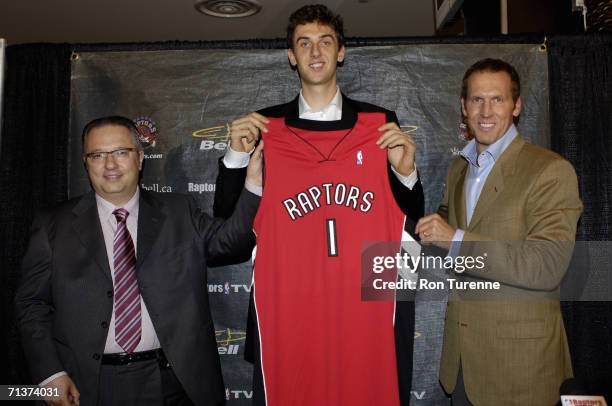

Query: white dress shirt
<box><xmin>449</xmin><ymin>124</ymin><xmax>519</xmax><ymax>255</ymax></box>
<box><xmin>223</xmin><ymin>87</ymin><xmax>418</xmax><ymax>190</ymax></box>
<box><xmin>298</xmin><ymin>87</ymin><xmax>343</xmax><ymax>121</ymax></box>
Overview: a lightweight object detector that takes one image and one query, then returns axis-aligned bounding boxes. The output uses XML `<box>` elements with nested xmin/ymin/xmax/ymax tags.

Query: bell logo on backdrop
<box><xmin>401</xmin><ymin>125</ymin><xmax>419</xmax><ymax>134</ymax></box>
<box><xmin>192</xmin><ymin>124</ymin><xmax>229</xmax><ymax>151</ymax></box>
<box><xmin>215</xmin><ymin>328</ymin><xmax>246</xmax><ymax>356</ymax></box>
<box><xmin>134</xmin><ymin>116</ymin><xmax>163</xmax><ymax>159</ymax></box>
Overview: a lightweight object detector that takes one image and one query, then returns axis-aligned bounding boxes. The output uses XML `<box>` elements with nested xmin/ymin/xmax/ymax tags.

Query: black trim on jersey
<box><xmin>285</xmin><ymin>125</ymin><xmax>355</xmax><ymax>162</ymax></box>
<box><xmin>285</xmin><ymin>114</ymin><xmax>357</xmax><ymax>131</ymax></box>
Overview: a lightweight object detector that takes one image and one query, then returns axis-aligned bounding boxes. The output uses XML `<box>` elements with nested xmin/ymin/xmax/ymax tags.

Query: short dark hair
<box><xmin>461</xmin><ymin>58</ymin><xmax>521</xmax><ymax>102</ymax></box>
<box><xmin>286</xmin><ymin>4</ymin><xmax>345</xmax><ymax>50</ymax></box>
<box><xmin>81</xmin><ymin>116</ymin><xmax>142</xmax><ymax>151</ymax></box>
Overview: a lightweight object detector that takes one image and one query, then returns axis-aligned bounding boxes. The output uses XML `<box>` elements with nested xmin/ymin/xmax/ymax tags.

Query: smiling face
<box><xmin>83</xmin><ymin>124</ymin><xmax>144</xmax><ymax>206</ymax></box>
<box><xmin>461</xmin><ymin>70</ymin><xmax>522</xmax><ymax>153</ymax></box>
<box><xmin>287</xmin><ymin>22</ymin><xmax>345</xmax><ymax>90</ymax></box>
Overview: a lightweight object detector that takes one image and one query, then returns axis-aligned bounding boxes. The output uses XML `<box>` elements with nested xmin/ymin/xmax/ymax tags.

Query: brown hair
<box><xmin>461</xmin><ymin>58</ymin><xmax>521</xmax><ymax>102</ymax></box>
<box><xmin>286</xmin><ymin>4</ymin><xmax>345</xmax><ymax>50</ymax></box>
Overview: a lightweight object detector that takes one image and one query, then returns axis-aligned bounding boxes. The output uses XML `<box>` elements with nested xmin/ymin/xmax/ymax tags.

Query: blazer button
<box><xmin>107</xmin><ymin>290</ymin><xmax>113</xmax><ymax>298</ymax></box>
<box><xmin>101</xmin><ymin>321</ymin><xmax>109</xmax><ymax>329</ymax></box>
<box><xmin>93</xmin><ymin>353</ymin><xmax>100</xmax><ymax>360</ymax></box>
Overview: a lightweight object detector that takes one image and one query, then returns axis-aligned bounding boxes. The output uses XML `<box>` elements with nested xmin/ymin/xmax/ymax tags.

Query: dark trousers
<box><xmin>451</xmin><ymin>363</ymin><xmax>473</xmax><ymax>406</ymax></box>
<box><xmin>98</xmin><ymin>358</ymin><xmax>195</xmax><ymax>406</ymax></box>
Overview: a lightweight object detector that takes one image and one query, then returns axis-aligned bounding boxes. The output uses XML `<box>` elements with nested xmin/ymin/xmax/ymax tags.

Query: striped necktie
<box><xmin>112</xmin><ymin>208</ymin><xmax>141</xmax><ymax>353</ymax></box>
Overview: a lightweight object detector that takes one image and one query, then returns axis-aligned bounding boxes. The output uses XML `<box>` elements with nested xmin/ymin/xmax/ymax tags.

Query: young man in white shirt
<box><xmin>213</xmin><ymin>5</ymin><xmax>423</xmax><ymax>405</ymax></box>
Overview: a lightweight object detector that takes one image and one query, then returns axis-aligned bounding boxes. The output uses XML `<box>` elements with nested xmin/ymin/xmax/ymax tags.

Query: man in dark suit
<box><xmin>213</xmin><ymin>5</ymin><xmax>423</xmax><ymax>405</ymax></box>
<box><xmin>15</xmin><ymin>116</ymin><xmax>262</xmax><ymax>406</ymax></box>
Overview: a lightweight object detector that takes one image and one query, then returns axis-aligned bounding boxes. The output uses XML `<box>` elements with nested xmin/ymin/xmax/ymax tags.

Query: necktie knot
<box><xmin>113</xmin><ymin>208</ymin><xmax>129</xmax><ymax>224</ymax></box>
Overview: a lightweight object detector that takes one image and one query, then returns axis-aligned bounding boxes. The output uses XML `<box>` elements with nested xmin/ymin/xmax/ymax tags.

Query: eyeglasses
<box><xmin>84</xmin><ymin>148</ymin><xmax>137</xmax><ymax>162</ymax></box>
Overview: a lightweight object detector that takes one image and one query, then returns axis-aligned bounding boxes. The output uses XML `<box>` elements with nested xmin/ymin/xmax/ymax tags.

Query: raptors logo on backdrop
<box><xmin>134</xmin><ymin>116</ymin><xmax>159</xmax><ymax>149</ymax></box>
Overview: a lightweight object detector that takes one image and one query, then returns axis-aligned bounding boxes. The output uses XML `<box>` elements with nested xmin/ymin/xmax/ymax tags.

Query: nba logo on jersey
<box><xmin>356</xmin><ymin>150</ymin><xmax>363</xmax><ymax>165</ymax></box>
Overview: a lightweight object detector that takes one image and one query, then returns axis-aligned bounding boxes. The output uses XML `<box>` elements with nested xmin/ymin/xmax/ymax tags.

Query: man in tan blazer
<box><xmin>416</xmin><ymin>59</ymin><xmax>582</xmax><ymax>405</ymax></box>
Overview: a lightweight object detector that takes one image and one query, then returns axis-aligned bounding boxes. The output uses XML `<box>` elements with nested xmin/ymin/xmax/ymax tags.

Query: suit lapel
<box><xmin>340</xmin><ymin>94</ymin><xmax>359</xmax><ymax>127</ymax></box>
<box><xmin>468</xmin><ymin>164</ymin><xmax>505</xmax><ymax>229</ymax></box>
<box><xmin>285</xmin><ymin>95</ymin><xmax>300</xmax><ymax>118</ymax></box>
<box><xmin>137</xmin><ymin>190</ymin><xmax>166</xmax><ymax>271</ymax></box>
<box><xmin>454</xmin><ymin>163</ymin><xmax>468</xmax><ymax>230</ymax></box>
<box><xmin>468</xmin><ymin>135</ymin><xmax>524</xmax><ymax>230</ymax></box>
<box><xmin>72</xmin><ymin>192</ymin><xmax>112</xmax><ymax>282</ymax></box>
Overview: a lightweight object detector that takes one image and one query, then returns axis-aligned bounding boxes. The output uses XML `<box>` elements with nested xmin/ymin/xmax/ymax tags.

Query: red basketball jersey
<box><xmin>253</xmin><ymin>113</ymin><xmax>405</xmax><ymax>406</ymax></box>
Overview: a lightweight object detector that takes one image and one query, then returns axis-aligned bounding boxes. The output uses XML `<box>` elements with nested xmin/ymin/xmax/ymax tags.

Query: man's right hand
<box><xmin>229</xmin><ymin>112</ymin><xmax>269</xmax><ymax>153</ymax></box>
<box><xmin>415</xmin><ymin>213</ymin><xmax>455</xmax><ymax>250</ymax></box>
<box><xmin>44</xmin><ymin>375</ymin><xmax>80</xmax><ymax>406</ymax></box>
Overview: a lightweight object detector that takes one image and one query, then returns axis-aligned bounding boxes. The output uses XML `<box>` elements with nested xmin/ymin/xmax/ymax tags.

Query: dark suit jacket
<box><xmin>15</xmin><ymin>188</ymin><xmax>260</xmax><ymax>406</ymax></box>
<box><xmin>213</xmin><ymin>93</ymin><xmax>423</xmax><ymax>406</ymax></box>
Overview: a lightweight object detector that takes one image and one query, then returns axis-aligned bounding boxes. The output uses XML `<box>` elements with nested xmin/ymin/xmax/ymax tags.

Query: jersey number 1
<box><xmin>326</xmin><ymin>219</ymin><xmax>338</xmax><ymax>257</ymax></box>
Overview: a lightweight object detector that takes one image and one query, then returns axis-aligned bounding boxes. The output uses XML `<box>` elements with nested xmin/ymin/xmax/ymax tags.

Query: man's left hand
<box><xmin>415</xmin><ymin>214</ymin><xmax>456</xmax><ymax>250</ymax></box>
<box><xmin>376</xmin><ymin>122</ymin><xmax>416</xmax><ymax>177</ymax></box>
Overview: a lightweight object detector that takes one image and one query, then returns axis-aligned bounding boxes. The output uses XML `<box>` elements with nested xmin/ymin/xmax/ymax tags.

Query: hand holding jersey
<box><xmin>228</xmin><ymin>112</ymin><xmax>269</xmax><ymax>153</ymax></box>
<box><xmin>376</xmin><ymin>121</ymin><xmax>417</xmax><ymax>177</ymax></box>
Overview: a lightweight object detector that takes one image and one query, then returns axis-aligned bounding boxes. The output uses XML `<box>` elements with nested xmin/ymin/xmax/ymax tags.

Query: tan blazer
<box><xmin>438</xmin><ymin>135</ymin><xmax>582</xmax><ymax>405</ymax></box>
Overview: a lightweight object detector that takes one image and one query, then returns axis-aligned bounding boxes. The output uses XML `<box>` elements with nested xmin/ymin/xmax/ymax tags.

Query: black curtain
<box><xmin>0</xmin><ymin>44</ymin><xmax>72</xmax><ymax>388</ymax></box>
<box><xmin>549</xmin><ymin>34</ymin><xmax>612</xmax><ymax>399</ymax></box>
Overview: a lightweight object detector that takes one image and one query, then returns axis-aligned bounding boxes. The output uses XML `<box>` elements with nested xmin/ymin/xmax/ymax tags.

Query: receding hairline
<box><xmin>461</xmin><ymin>58</ymin><xmax>521</xmax><ymax>102</ymax></box>
<box><xmin>82</xmin><ymin>117</ymin><xmax>143</xmax><ymax>151</ymax></box>
<box><xmin>462</xmin><ymin>69</ymin><xmax>517</xmax><ymax>99</ymax></box>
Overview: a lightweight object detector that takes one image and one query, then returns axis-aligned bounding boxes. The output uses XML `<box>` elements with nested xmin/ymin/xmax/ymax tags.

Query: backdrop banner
<box><xmin>69</xmin><ymin>43</ymin><xmax>549</xmax><ymax>405</ymax></box>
